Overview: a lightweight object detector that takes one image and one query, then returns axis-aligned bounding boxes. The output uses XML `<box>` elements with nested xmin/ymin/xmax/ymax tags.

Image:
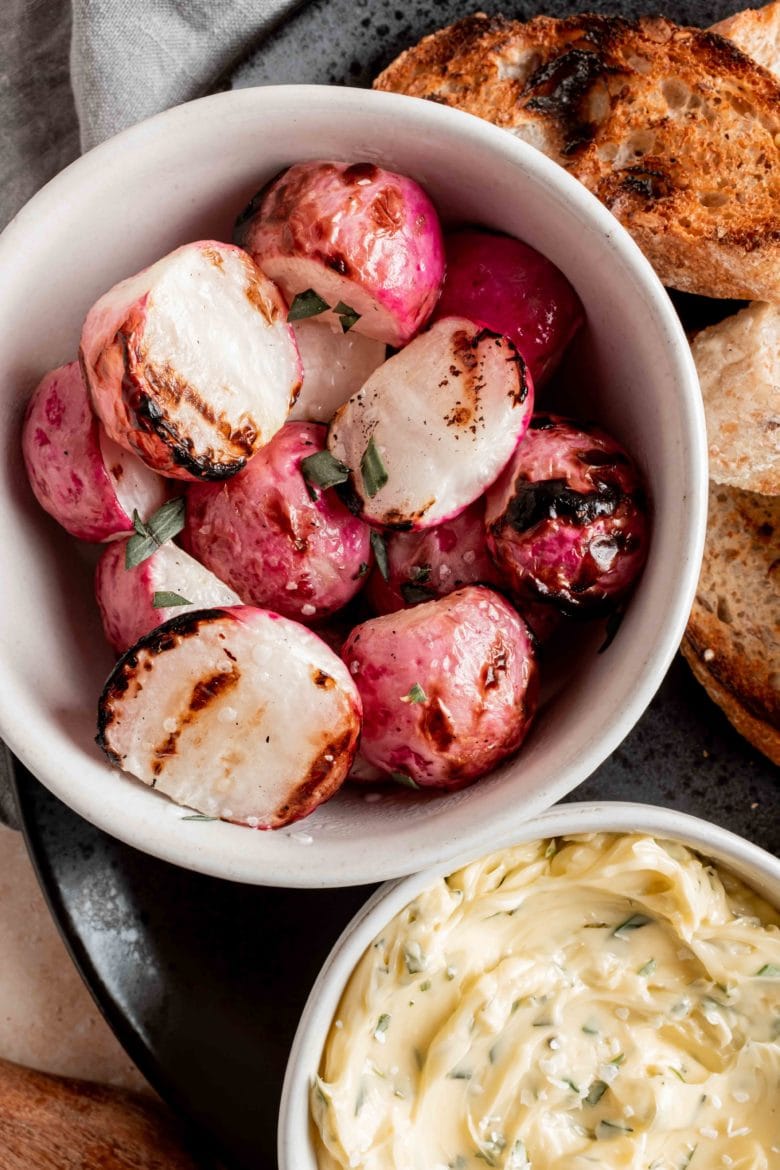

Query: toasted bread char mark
<box><xmin>376</xmin><ymin>12</ymin><xmax>780</xmax><ymax>300</ymax></box>
<box><xmin>151</xmin><ymin>665</ymin><xmax>242</xmax><ymax>779</ymax></box>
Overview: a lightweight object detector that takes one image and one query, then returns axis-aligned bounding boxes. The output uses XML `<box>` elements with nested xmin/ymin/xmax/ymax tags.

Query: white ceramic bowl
<box><xmin>279</xmin><ymin>800</ymin><xmax>780</xmax><ymax>1169</ymax></box>
<box><xmin>0</xmin><ymin>87</ymin><xmax>706</xmax><ymax>887</ymax></box>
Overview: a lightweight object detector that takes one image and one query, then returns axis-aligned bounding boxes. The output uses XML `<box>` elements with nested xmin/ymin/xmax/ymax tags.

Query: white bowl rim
<box><xmin>0</xmin><ymin>85</ymin><xmax>707</xmax><ymax>887</ymax></box>
<box><xmin>278</xmin><ymin>799</ymin><xmax>780</xmax><ymax>1170</ymax></box>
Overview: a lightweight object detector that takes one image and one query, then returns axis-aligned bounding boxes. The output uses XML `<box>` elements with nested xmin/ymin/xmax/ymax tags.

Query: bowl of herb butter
<box><xmin>280</xmin><ymin>800</ymin><xmax>780</xmax><ymax>1170</ymax></box>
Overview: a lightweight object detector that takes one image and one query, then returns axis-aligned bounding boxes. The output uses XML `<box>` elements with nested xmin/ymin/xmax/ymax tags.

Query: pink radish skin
<box><xmin>95</xmin><ymin>540</ymin><xmax>241</xmax><ymax>654</ymax></box>
<box><xmin>366</xmin><ymin>498</ymin><xmax>502</xmax><ymax>615</ymax></box>
<box><xmin>432</xmin><ymin>229</ymin><xmax>584</xmax><ymax>387</ymax></box>
<box><xmin>22</xmin><ymin>360</ymin><xmax>167</xmax><ymax>542</ymax></box>
<box><xmin>80</xmin><ymin>241</ymin><xmax>302</xmax><ymax>482</ymax></box>
<box><xmin>485</xmin><ymin>415</ymin><xmax>648</xmax><ymax>614</ymax></box>
<box><xmin>342</xmin><ymin>585</ymin><xmax>538</xmax><ymax>789</ymax></box>
<box><xmin>328</xmin><ymin>317</ymin><xmax>534</xmax><ymax>530</ymax></box>
<box><xmin>97</xmin><ymin>606</ymin><xmax>362</xmax><ymax>828</ymax></box>
<box><xmin>288</xmin><ymin>319</ymin><xmax>386</xmax><ymax>423</ymax></box>
<box><xmin>236</xmin><ymin>161</ymin><xmax>445</xmax><ymax>347</ymax></box>
<box><xmin>185</xmin><ymin>422</ymin><xmax>372</xmax><ymax>622</ymax></box>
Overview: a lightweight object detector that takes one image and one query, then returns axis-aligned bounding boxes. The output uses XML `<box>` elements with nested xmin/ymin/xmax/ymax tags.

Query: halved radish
<box><xmin>185</xmin><ymin>421</ymin><xmax>372</xmax><ymax>623</ymax></box>
<box><xmin>80</xmin><ymin>241</ymin><xmax>302</xmax><ymax>482</ymax></box>
<box><xmin>327</xmin><ymin>317</ymin><xmax>534</xmax><ymax>530</ymax></box>
<box><xmin>342</xmin><ymin>586</ymin><xmax>538</xmax><ymax>789</ymax></box>
<box><xmin>97</xmin><ymin>607</ymin><xmax>362</xmax><ymax>828</ymax></box>
<box><xmin>288</xmin><ymin>320</ymin><xmax>386</xmax><ymax>423</ymax></box>
<box><xmin>235</xmin><ymin>161</ymin><xmax>444</xmax><ymax>347</ymax></box>
<box><xmin>95</xmin><ymin>540</ymin><xmax>241</xmax><ymax>654</ymax></box>
<box><xmin>432</xmin><ymin>228</ymin><xmax>584</xmax><ymax>387</ymax></box>
<box><xmin>22</xmin><ymin>360</ymin><xmax>167</xmax><ymax>541</ymax></box>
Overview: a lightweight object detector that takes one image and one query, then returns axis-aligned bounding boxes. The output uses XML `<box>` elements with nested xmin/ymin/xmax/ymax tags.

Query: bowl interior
<box><xmin>278</xmin><ymin>802</ymin><xmax>780</xmax><ymax>1170</ymax></box>
<box><xmin>0</xmin><ymin>87</ymin><xmax>705</xmax><ymax>886</ymax></box>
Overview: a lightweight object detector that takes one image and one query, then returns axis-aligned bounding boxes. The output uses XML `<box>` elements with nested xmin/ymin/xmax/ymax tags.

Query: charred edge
<box><xmin>275</xmin><ymin>727</ymin><xmax>357</xmax><ymax>820</ymax></box>
<box><xmin>422</xmin><ymin>695</ymin><xmax>456</xmax><ymax>752</ymax></box>
<box><xmin>151</xmin><ymin>665</ymin><xmax>241</xmax><ymax>777</ymax></box>
<box><xmin>523</xmin><ymin>47</ymin><xmax>615</xmax><ymax>157</ymax></box>
<box><xmin>245</xmin><ymin>273</ymin><xmax>280</xmax><ymax>324</ymax></box>
<box><xmin>504</xmin><ymin>477</ymin><xmax>624</xmax><ymax>531</ymax></box>
<box><xmin>312</xmin><ymin>668</ymin><xmax>336</xmax><ymax>689</ymax></box>
<box><xmin>142</xmin><ymin>365</ymin><xmax>260</xmax><ymax>456</ymax></box>
<box><xmin>233</xmin><ymin>168</ymin><xmax>289</xmax><ymax>241</ymax></box>
<box><xmin>135</xmin><ymin>394</ymin><xmax>248</xmax><ymax>481</ymax></box>
<box><xmin>506</xmin><ymin>343</ymin><xmax>530</xmax><ymax>406</ymax></box>
<box><xmin>201</xmin><ymin>246</ymin><xmax>225</xmax><ymax>270</ymax></box>
<box><xmin>324</xmin><ymin>252</ymin><xmax>351</xmax><ymax>277</ymax></box>
<box><xmin>578</xmin><ymin>447</ymin><xmax>629</xmax><ymax>467</ymax></box>
<box><xmin>380</xmin><ymin>509</ymin><xmax>421</xmax><ymax>532</ymax></box>
<box><xmin>341</xmin><ymin>162</ymin><xmax>380</xmax><ymax>185</ymax></box>
<box><xmin>616</xmin><ymin>165</ymin><xmax>672</xmax><ymax>202</ymax></box>
<box><xmin>335</xmin><ymin>477</ymin><xmax>366</xmax><ymax>518</ymax></box>
<box><xmin>480</xmin><ymin>638</ymin><xmax>509</xmax><ymax>693</ymax></box>
<box><xmin>684</xmin><ymin>627</ymin><xmax>779</xmax><ymax>725</ymax></box>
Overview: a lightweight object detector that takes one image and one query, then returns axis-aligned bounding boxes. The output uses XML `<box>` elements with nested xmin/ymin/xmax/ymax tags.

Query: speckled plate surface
<box><xmin>13</xmin><ymin>1</ymin><xmax>778</xmax><ymax>1168</ymax></box>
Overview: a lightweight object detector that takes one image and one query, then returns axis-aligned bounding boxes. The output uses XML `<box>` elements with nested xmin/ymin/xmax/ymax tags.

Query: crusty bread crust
<box><xmin>682</xmin><ymin>482</ymin><xmax>779</xmax><ymax>765</ymax></box>
<box><xmin>712</xmin><ymin>0</ymin><xmax>780</xmax><ymax>77</ymax></box>
<box><xmin>376</xmin><ymin>13</ymin><xmax>780</xmax><ymax>300</ymax></box>
<box><xmin>690</xmin><ymin>301</ymin><xmax>780</xmax><ymax>495</ymax></box>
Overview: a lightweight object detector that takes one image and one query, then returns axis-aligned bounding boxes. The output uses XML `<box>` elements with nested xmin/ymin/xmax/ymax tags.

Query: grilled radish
<box><xmin>95</xmin><ymin>540</ymin><xmax>240</xmax><ymax>654</ymax></box>
<box><xmin>80</xmin><ymin>241</ymin><xmax>301</xmax><ymax>481</ymax></box>
<box><xmin>288</xmin><ymin>320</ymin><xmax>386</xmax><ymax>423</ymax></box>
<box><xmin>432</xmin><ymin>228</ymin><xmax>584</xmax><ymax>386</ymax></box>
<box><xmin>342</xmin><ymin>586</ymin><xmax>538</xmax><ymax>788</ymax></box>
<box><xmin>185</xmin><ymin>422</ymin><xmax>372</xmax><ymax>622</ymax></box>
<box><xmin>485</xmin><ymin>414</ymin><xmax>648</xmax><ymax>614</ymax></box>
<box><xmin>236</xmin><ymin>160</ymin><xmax>445</xmax><ymax>347</ymax></box>
<box><xmin>328</xmin><ymin>317</ymin><xmax>533</xmax><ymax>530</ymax></box>
<box><xmin>97</xmin><ymin>607</ymin><xmax>362</xmax><ymax>828</ymax></box>
<box><xmin>22</xmin><ymin>360</ymin><xmax>167</xmax><ymax>542</ymax></box>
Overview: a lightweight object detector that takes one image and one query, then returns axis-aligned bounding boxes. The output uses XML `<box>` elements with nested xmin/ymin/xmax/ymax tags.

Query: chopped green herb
<box><xmin>401</xmin><ymin>582</ymin><xmax>436</xmax><ymax>605</ymax></box>
<box><xmin>391</xmin><ymin>771</ymin><xmax>420</xmax><ymax>790</ymax></box>
<box><xmin>756</xmin><ymin>963</ymin><xmax>780</xmax><ymax>977</ymax></box>
<box><xmin>669</xmin><ymin>1066</ymin><xmax>687</xmax><ymax>1083</ymax></box>
<box><xmin>638</xmin><ymin>958</ymin><xmax>657</xmax><ymax>977</ymax></box>
<box><xmin>370</xmin><ymin>530</ymin><xmax>389</xmax><ymax>580</ymax></box>
<box><xmin>508</xmin><ymin>1141</ymin><xmax>529</xmax><ymax>1168</ymax></box>
<box><xmin>334</xmin><ymin>300</ymin><xmax>361</xmax><ymax>332</ymax></box>
<box><xmin>410</xmin><ymin>563</ymin><xmax>432</xmax><ymax>583</ymax></box>
<box><xmin>352</xmin><ymin>561</ymin><xmax>370</xmax><ymax>580</ymax></box>
<box><xmin>287</xmin><ymin>288</ymin><xmax>330</xmax><ymax>321</ymax></box>
<box><xmin>596</xmin><ymin>1120</ymin><xmax>634</xmax><ymax>1138</ymax></box>
<box><xmin>612</xmin><ymin>913</ymin><xmax>652</xmax><ymax>939</ymax></box>
<box><xmin>447</xmin><ymin>1068</ymin><xmax>472</xmax><ymax>1080</ymax></box>
<box><xmin>449</xmin><ymin>1158</ymin><xmax>468</xmax><ymax>1170</ymax></box>
<box><xmin>532</xmin><ymin>1019</ymin><xmax>553</xmax><ymax>1027</ymax></box>
<box><xmin>680</xmin><ymin>1145</ymin><xmax>698</xmax><ymax>1169</ymax></box>
<box><xmin>563</xmin><ymin>1078</ymin><xmax>580</xmax><ymax>1094</ymax></box>
<box><xmin>125</xmin><ymin>498</ymin><xmax>186</xmax><ymax>569</ymax></box>
<box><xmin>354</xmin><ymin>1083</ymin><xmax>366</xmax><ymax>1115</ymax></box>
<box><xmin>404</xmin><ymin>946</ymin><xmax>425</xmax><ymax>975</ymax></box>
<box><xmin>545</xmin><ymin>839</ymin><xmax>558</xmax><ymax>859</ymax></box>
<box><xmin>584</xmin><ymin>1079</ymin><xmax>608</xmax><ymax>1106</ymax></box>
<box><xmin>446</xmin><ymin>966</ymin><xmax>456</xmax><ymax>981</ymax></box>
<box><xmin>475</xmin><ymin>1134</ymin><xmax>506</xmax><ymax>1166</ymax></box>
<box><xmin>610</xmin><ymin>1053</ymin><xmax>626</xmax><ymax>1067</ymax></box>
<box><xmin>393</xmin><ymin>1088</ymin><xmax>406</xmax><ymax>1100</ymax></box>
<box><xmin>314</xmin><ymin>1081</ymin><xmax>332</xmax><ymax>1107</ymax></box>
<box><xmin>583</xmin><ymin>922</ymin><xmax>610</xmax><ymax>929</ymax></box>
<box><xmin>405</xmin><ymin>682</ymin><xmax>427</xmax><ymax>704</ymax></box>
<box><xmin>373</xmin><ymin>1013</ymin><xmax>390</xmax><ymax>1041</ymax></box>
<box><xmin>301</xmin><ymin>449</ymin><xmax>350</xmax><ymax>491</ymax></box>
<box><xmin>582</xmin><ymin>1021</ymin><xmax>600</xmax><ymax>1036</ymax></box>
<box><xmin>361</xmin><ymin>435</ymin><xmax>389</xmax><ymax>498</ymax></box>
<box><xmin>420</xmin><ymin>980</ymin><xmax>431</xmax><ymax>992</ymax></box>
<box><xmin>153</xmin><ymin>591</ymin><xmax>192</xmax><ymax>608</ymax></box>
<box><xmin>180</xmin><ymin>814</ymin><xmax>217</xmax><ymax>821</ymax></box>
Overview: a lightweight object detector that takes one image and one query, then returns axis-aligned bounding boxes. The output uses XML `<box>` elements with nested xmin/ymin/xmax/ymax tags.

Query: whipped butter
<box><xmin>312</xmin><ymin>833</ymin><xmax>780</xmax><ymax>1169</ymax></box>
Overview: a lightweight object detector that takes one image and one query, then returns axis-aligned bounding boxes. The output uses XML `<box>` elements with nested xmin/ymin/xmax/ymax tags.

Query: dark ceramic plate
<box><xmin>13</xmin><ymin>1</ymin><xmax>778</xmax><ymax>1168</ymax></box>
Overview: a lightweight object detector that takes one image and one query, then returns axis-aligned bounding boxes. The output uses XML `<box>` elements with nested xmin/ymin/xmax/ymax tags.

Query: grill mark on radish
<box><xmin>422</xmin><ymin>695</ymin><xmax>456</xmax><ymax>752</ymax></box>
<box><xmin>324</xmin><ymin>252</ymin><xmax>351</xmax><ymax>277</ymax></box>
<box><xmin>312</xmin><ymin>668</ymin><xmax>336</xmax><ymax>689</ymax></box>
<box><xmin>202</xmin><ymin>246</ymin><xmax>225</xmax><ymax>270</ymax></box>
<box><xmin>480</xmin><ymin>637</ymin><xmax>510</xmax><ymax>693</ymax></box>
<box><xmin>151</xmin><ymin>665</ymin><xmax>241</xmax><ymax>778</ymax></box>
<box><xmin>502</xmin><ymin>476</ymin><xmax>625</xmax><ymax>531</ymax></box>
<box><xmin>341</xmin><ymin>162</ymin><xmax>380</xmax><ymax>185</ymax></box>
<box><xmin>244</xmin><ymin>271</ymin><xmax>281</xmax><ymax>323</ymax></box>
<box><xmin>274</xmin><ymin>726</ymin><xmax>358</xmax><ymax>823</ymax></box>
<box><xmin>370</xmin><ymin>187</ymin><xmax>404</xmax><ymax>231</ymax></box>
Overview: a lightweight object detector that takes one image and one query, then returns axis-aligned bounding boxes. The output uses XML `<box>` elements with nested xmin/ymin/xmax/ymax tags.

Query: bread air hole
<box><xmin>699</xmin><ymin>192</ymin><xmax>730</xmax><ymax>209</ymax></box>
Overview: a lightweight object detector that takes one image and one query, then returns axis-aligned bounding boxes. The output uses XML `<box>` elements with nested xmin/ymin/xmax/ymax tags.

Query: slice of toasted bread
<box><xmin>712</xmin><ymin>0</ymin><xmax>780</xmax><ymax>77</ymax></box>
<box><xmin>681</xmin><ymin>482</ymin><xmax>779</xmax><ymax>765</ymax></box>
<box><xmin>690</xmin><ymin>301</ymin><xmax>780</xmax><ymax>495</ymax></box>
<box><xmin>375</xmin><ymin>13</ymin><xmax>780</xmax><ymax>301</ymax></box>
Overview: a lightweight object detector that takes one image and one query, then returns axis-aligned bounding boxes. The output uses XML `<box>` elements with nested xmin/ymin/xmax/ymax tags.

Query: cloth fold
<box><xmin>0</xmin><ymin>0</ymin><xmax>307</xmax><ymax>825</ymax></box>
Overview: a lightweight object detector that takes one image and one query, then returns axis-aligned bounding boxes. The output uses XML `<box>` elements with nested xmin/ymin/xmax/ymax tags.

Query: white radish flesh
<box><xmin>95</xmin><ymin>540</ymin><xmax>241</xmax><ymax>654</ymax></box>
<box><xmin>97</xmin><ymin>607</ymin><xmax>361</xmax><ymax>828</ymax></box>
<box><xmin>22</xmin><ymin>360</ymin><xmax>167</xmax><ymax>542</ymax></box>
<box><xmin>288</xmin><ymin>320</ymin><xmax>386</xmax><ymax>423</ymax></box>
<box><xmin>236</xmin><ymin>161</ymin><xmax>445</xmax><ymax>347</ymax></box>
<box><xmin>328</xmin><ymin>317</ymin><xmax>533</xmax><ymax>530</ymax></box>
<box><xmin>80</xmin><ymin>241</ymin><xmax>302</xmax><ymax>481</ymax></box>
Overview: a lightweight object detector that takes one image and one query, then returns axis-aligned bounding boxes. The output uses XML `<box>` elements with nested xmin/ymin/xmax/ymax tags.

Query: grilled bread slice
<box><xmin>712</xmin><ymin>0</ymin><xmax>780</xmax><ymax>77</ymax></box>
<box><xmin>375</xmin><ymin>13</ymin><xmax>780</xmax><ymax>301</ymax></box>
<box><xmin>682</xmin><ymin>483</ymin><xmax>779</xmax><ymax>765</ymax></box>
<box><xmin>690</xmin><ymin>301</ymin><xmax>780</xmax><ymax>495</ymax></box>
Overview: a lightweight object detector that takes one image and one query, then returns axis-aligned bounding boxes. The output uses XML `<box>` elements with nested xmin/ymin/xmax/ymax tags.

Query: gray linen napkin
<box><xmin>0</xmin><ymin>0</ymin><xmax>306</xmax><ymax>825</ymax></box>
